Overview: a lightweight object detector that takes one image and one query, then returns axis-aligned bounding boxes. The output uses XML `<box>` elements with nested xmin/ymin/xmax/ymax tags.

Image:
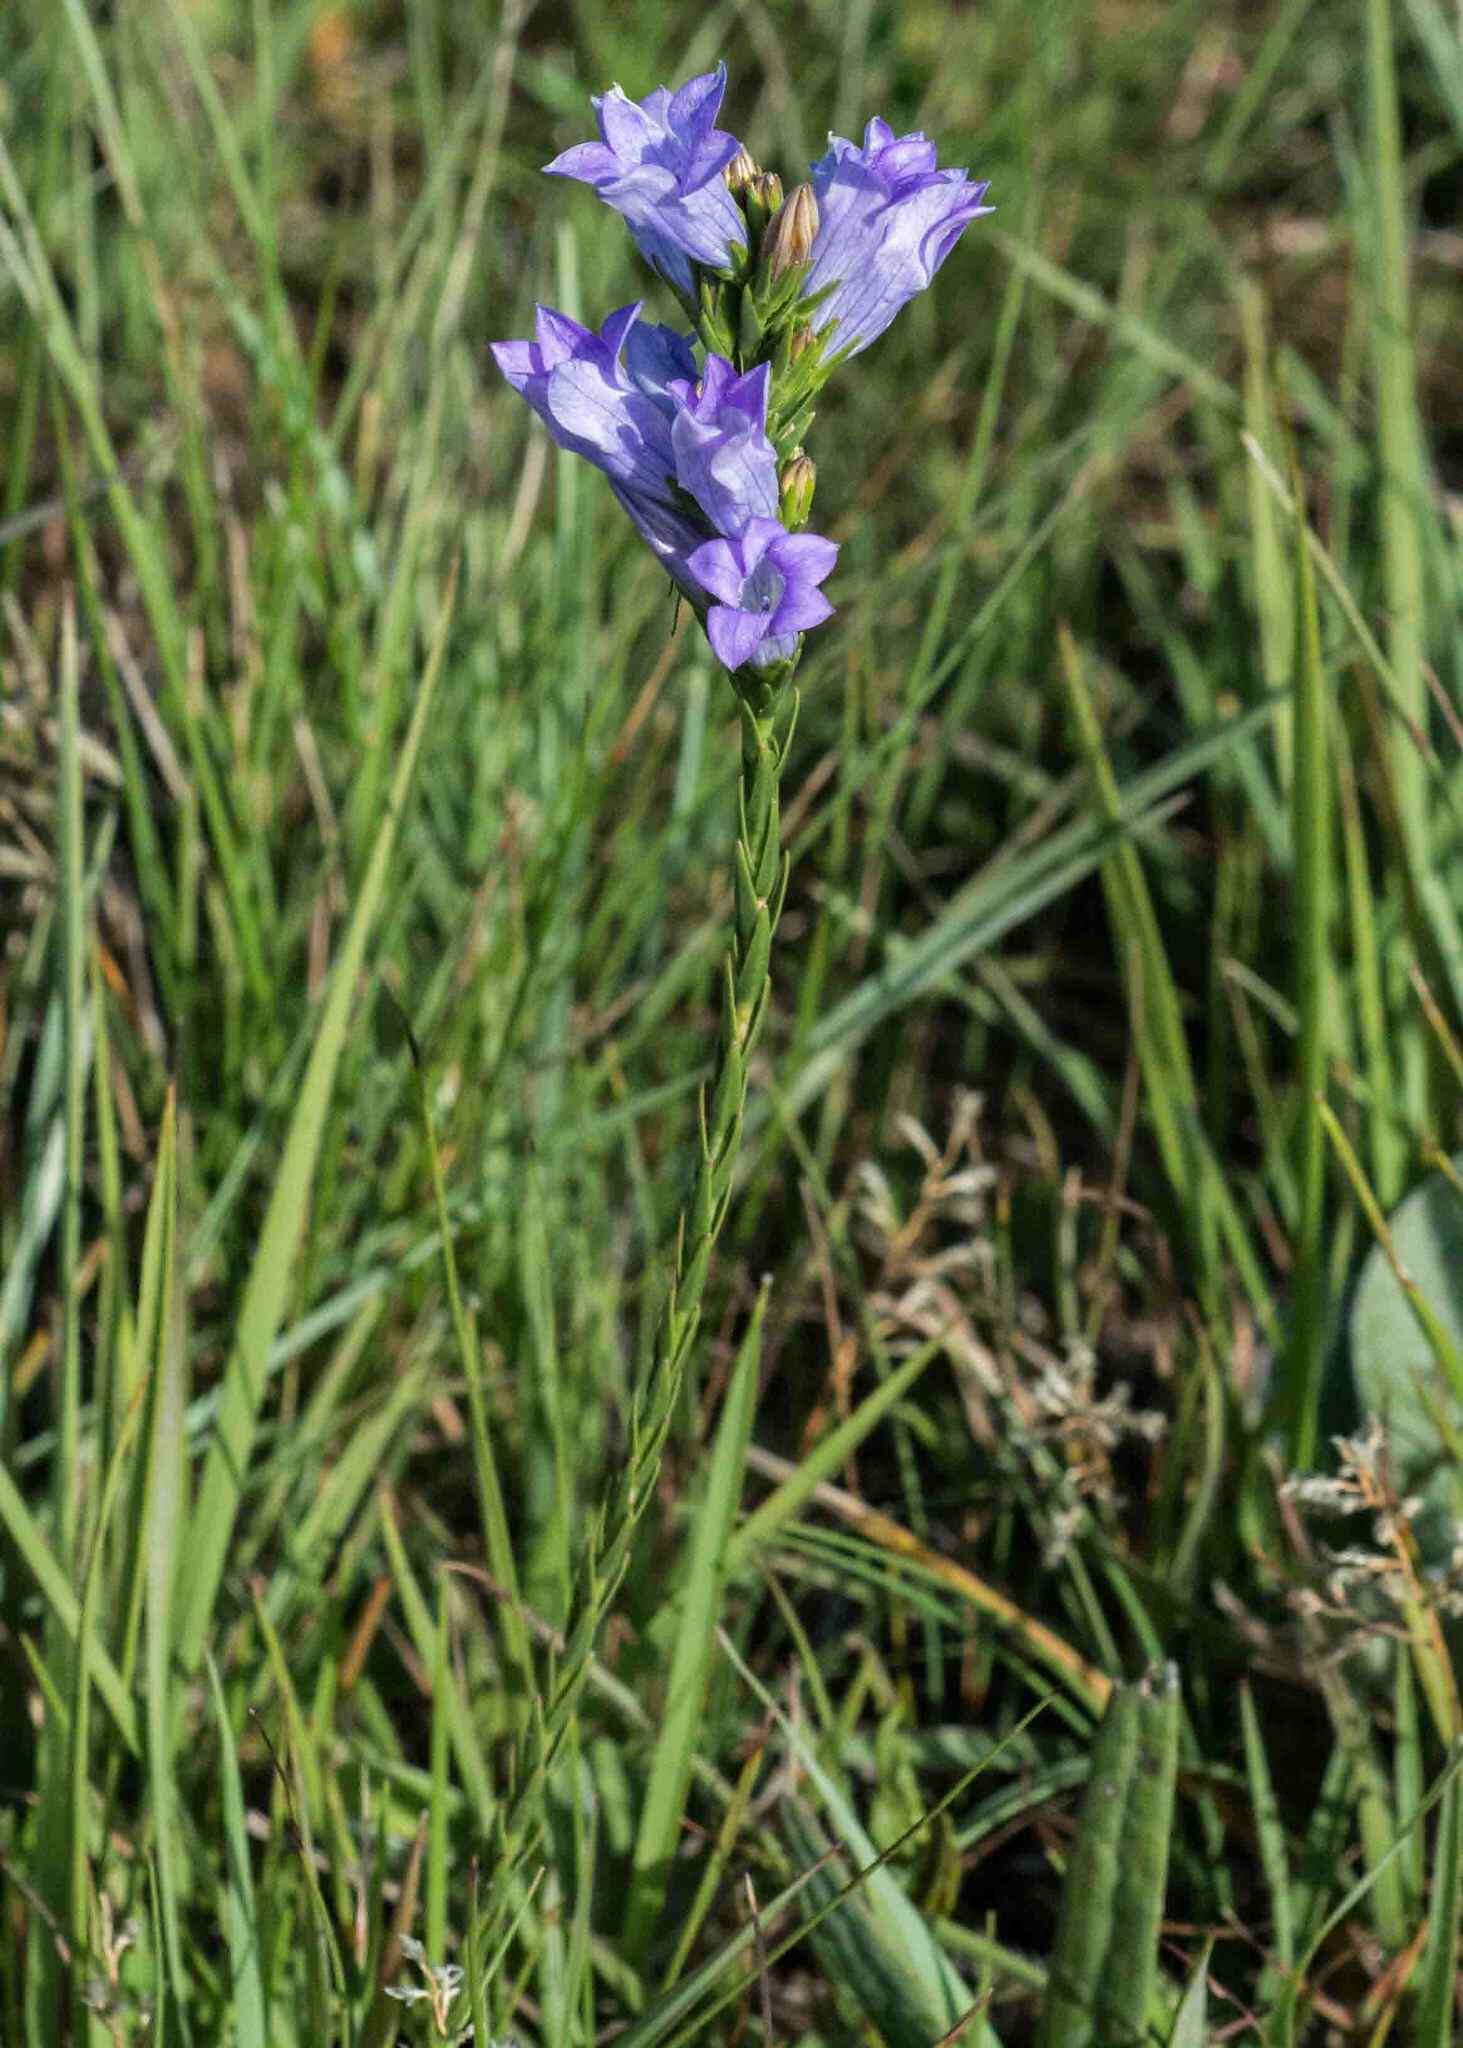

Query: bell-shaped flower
<box><xmin>801</xmin><ymin>119</ymin><xmax>991</xmax><ymax>356</ymax></box>
<box><xmin>545</xmin><ymin>65</ymin><xmax>748</xmax><ymax>297</ymax></box>
<box><xmin>687</xmin><ymin>516</ymin><xmax>838</xmax><ymax>672</ymax></box>
<box><xmin>491</xmin><ymin>303</ymin><xmax>705</xmax><ymax>590</ymax></box>
<box><xmin>668</xmin><ymin>357</ymin><xmax>780</xmax><ymax>538</ymax></box>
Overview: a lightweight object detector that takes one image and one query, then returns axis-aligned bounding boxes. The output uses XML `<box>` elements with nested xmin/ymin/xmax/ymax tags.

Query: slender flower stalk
<box><xmin>483</xmin><ymin>62</ymin><xmax>988</xmax><ymax>1993</ymax></box>
<box><xmin>477</xmin><ymin>681</ymin><xmax>798</xmax><ymax>1996</ymax></box>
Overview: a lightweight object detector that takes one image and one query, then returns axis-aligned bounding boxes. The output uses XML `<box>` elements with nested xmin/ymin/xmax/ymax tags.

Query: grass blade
<box><xmin>176</xmin><ymin>565</ymin><xmax>457</xmax><ymax>1670</ymax></box>
<box><xmin>1280</xmin><ymin>459</ymin><xmax>1333</xmax><ymax>1468</ymax></box>
<box><xmin>1036</xmin><ymin>1677</ymin><xmax>1141</xmax><ymax>2048</ymax></box>
<box><xmin>1239</xmin><ymin>1682</ymin><xmax>1294</xmax><ymax>1976</ymax></box>
<box><xmin>1413</xmin><ymin>1759</ymin><xmax>1461</xmax><ymax>2048</ymax></box>
<box><xmin>205</xmin><ymin>1654</ymin><xmax>269</xmax><ymax>2047</ymax></box>
<box><xmin>622</xmin><ymin>1282</ymin><xmax>769</xmax><ymax>1962</ymax></box>
<box><xmin>138</xmin><ymin>1092</ymin><xmax>192</xmax><ymax>2039</ymax></box>
<box><xmin>1096</xmin><ymin>1663</ymin><xmax>1181</xmax><ymax>2046</ymax></box>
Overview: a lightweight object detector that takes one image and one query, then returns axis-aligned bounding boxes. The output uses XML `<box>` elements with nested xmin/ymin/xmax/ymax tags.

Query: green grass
<box><xmin>1</xmin><ymin>0</ymin><xmax>1461</xmax><ymax>2042</ymax></box>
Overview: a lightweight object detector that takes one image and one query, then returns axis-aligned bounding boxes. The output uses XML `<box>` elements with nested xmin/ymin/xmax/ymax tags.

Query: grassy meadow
<box><xmin>2</xmin><ymin>0</ymin><xmax>1462</xmax><ymax>2040</ymax></box>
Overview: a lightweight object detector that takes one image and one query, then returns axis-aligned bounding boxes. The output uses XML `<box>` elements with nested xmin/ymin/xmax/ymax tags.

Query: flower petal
<box><xmin>773</xmin><ymin>583</ymin><xmax>835</xmax><ymax>633</ymax></box>
<box><xmin>686</xmin><ymin>536</ymin><xmax>746</xmax><ymax>606</ymax></box>
<box><xmin>534</xmin><ymin>305</ymin><xmax>596</xmax><ymax>363</ymax></box>
<box><xmin>769</xmin><ymin>531</ymin><xmax>838</xmax><ymax>583</ymax></box>
<box><xmin>706</xmin><ymin>604</ymin><xmax>770</xmax><ymax>671</ymax></box>
<box><xmin>737</xmin><ymin>516</ymin><xmax>785</xmax><ymax>563</ymax></box>
<box><xmin>490</xmin><ymin>340</ymin><xmax>536</xmax><ymax>390</ymax></box>
<box><xmin>547</xmin><ymin>70</ymin><xmax>748</xmax><ymax>285</ymax></box>
<box><xmin>667</xmin><ymin>65</ymin><xmax>727</xmax><ymax>141</ymax></box>
<box><xmin>599</xmin><ymin>302</ymin><xmax>645</xmax><ymax>361</ymax></box>
<box><xmin>544</xmin><ymin>140</ymin><xmax>620</xmax><ymax>183</ymax></box>
<box><xmin>802</xmin><ymin>126</ymin><xmax>990</xmax><ymax>354</ymax></box>
<box><xmin>598</xmin><ymin>87</ymin><xmax>655</xmax><ymax>162</ymax></box>
<box><xmin>749</xmin><ymin>629</ymin><xmax>798</xmax><ymax>668</ymax></box>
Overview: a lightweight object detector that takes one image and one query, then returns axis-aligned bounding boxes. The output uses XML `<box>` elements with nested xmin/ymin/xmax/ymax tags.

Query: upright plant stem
<box><xmin>553</xmin><ymin>682</ymin><xmax>793</xmax><ymax>1713</ymax></box>
<box><xmin>480</xmin><ymin>675</ymin><xmax>797</xmax><ymax>1974</ymax></box>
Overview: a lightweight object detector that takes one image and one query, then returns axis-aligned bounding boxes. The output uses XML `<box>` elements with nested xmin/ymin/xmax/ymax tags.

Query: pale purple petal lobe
<box><xmin>706</xmin><ymin>605</ymin><xmax>770</xmax><ymax>671</ymax></box>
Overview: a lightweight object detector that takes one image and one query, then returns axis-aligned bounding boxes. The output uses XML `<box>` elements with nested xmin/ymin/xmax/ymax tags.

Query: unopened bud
<box><xmin>723</xmin><ymin>146</ymin><xmax>760</xmax><ymax>194</ymax></box>
<box><xmin>787</xmin><ymin>323</ymin><xmax>817</xmax><ymax>362</ymax></box>
<box><xmin>742</xmin><ymin>170</ymin><xmax>784</xmax><ymax>240</ymax></box>
<box><xmin>779</xmin><ymin>453</ymin><xmax>816</xmax><ymax>528</ymax></box>
<box><xmin>760</xmin><ymin>182</ymin><xmax>819</xmax><ymax>281</ymax></box>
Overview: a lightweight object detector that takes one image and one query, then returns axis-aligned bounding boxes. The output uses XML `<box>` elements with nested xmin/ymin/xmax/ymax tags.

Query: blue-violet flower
<box><xmin>668</xmin><ymin>356</ymin><xmax>780</xmax><ymax>537</ymax></box>
<box><xmin>802</xmin><ymin>119</ymin><xmax>992</xmax><ymax>356</ymax></box>
<box><xmin>492</xmin><ymin>305</ymin><xmax>788</xmax><ymax>599</ymax></box>
<box><xmin>687</xmin><ymin>517</ymin><xmax>838</xmax><ymax>671</ymax></box>
<box><xmin>545</xmin><ymin>64</ymin><xmax>748</xmax><ymax>297</ymax></box>
<box><xmin>491</xmin><ymin>303</ymin><xmax>706</xmax><ymax>589</ymax></box>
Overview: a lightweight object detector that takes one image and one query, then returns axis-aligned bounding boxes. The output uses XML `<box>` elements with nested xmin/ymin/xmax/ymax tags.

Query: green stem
<box><xmin>478</xmin><ymin>675</ymin><xmax>797</xmax><ymax>1989</ymax></box>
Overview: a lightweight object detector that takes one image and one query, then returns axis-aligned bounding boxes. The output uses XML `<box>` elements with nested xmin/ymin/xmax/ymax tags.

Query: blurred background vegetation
<box><xmin>0</xmin><ymin>0</ymin><xmax>1460</xmax><ymax>2041</ymax></box>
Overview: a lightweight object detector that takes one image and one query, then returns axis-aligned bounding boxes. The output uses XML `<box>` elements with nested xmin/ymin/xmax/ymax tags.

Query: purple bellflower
<box><xmin>545</xmin><ymin>65</ymin><xmax>748</xmax><ymax>298</ymax></box>
<box><xmin>687</xmin><ymin>517</ymin><xmax>838</xmax><ymax>672</ymax></box>
<box><xmin>668</xmin><ymin>356</ymin><xmax>780</xmax><ymax>536</ymax></box>
<box><xmin>491</xmin><ymin>303</ymin><xmax>706</xmax><ymax>590</ymax></box>
<box><xmin>802</xmin><ymin>119</ymin><xmax>992</xmax><ymax>357</ymax></box>
<box><xmin>491</xmin><ymin>305</ymin><xmax>793</xmax><ymax>607</ymax></box>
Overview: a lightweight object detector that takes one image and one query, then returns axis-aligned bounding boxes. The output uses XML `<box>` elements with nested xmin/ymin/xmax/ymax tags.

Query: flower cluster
<box><xmin>495</xmin><ymin>63</ymin><xmax>990</xmax><ymax>682</ymax></box>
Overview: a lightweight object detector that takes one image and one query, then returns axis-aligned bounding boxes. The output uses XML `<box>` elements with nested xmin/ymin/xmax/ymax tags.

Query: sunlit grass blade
<box><xmin>1279</xmin><ymin>458</ymin><xmax>1333</xmax><ymax>1469</ymax></box>
<box><xmin>1239</xmin><ymin>282</ymin><xmax>1292</xmax><ymax>785</ymax></box>
<box><xmin>55</xmin><ymin>594</ymin><xmax>84</xmax><ymax>1574</ymax></box>
<box><xmin>410</xmin><ymin>1031</ymin><xmax>534</xmax><ymax>1711</ymax></box>
<box><xmin>0</xmin><ymin>1463</ymin><xmax>138</xmax><ymax>1752</ymax></box>
<box><xmin>742</xmin><ymin>1442</ymin><xmax>1113</xmax><ymax>1716</ymax></box>
<box><xmin>1413</xmin><ymin>1760</ymin><xmax>1461</xmax><ymax>2048</ymax></box>
<box><xmin>205</xmin><ymin>1653</ymin><xmax>269</xmax><ymax>2047</ymax></box>
<box><xmin>1333</xmin><ymin>717</ymin><xmax>1403</xmax><ymax>1206</ymax></box>
<box><xmin>1096</xmin><ymin>1663</ymin><xmax>1180</xmax><ymax>2046</ymax></box>
<box><xmin>1036</xmin><ymin>1675</ymin><xmax>1141</xmax><ymax>2048</ymax></box>
<box><xmin>67</xmin><ymin>1356</ymin><xmax>147</xmax><ymax>2040</ymax></box>
<box><xmin>176</xmin><ymin>565</ymin><xmax>457</xmax><ymax>1671</ymax></box>
<box><xmin>1168</xmin><ymin>1944</ymin><xmax>1211</xmax><ymax>2048</ymax></box>
<box><xmin>782</xmin><ymin>1799</ymin><xmax>1001</xmax><ymax>2048</ymax></box>
<box><xmin>1239</xmin><ymin>1682</ymin><xmax>1294</xmax><ymax>1979</ymax></box>
<box><xmin>777</xmin><ymin>691</ymin><xmax>1287</xmax><ymax>1137</ymax></box>
<box><xmin>719</xmin><ymin>1630</ymin><xmax>978</xmax><ymax>2038</ymax></box>
<box><xmin>426</xmin><ymin>1576</ymin><xmax>451</xmax><ymax>1966</ymax></box>
<box><xmin>1055</xmin><ymin>626</ymin><xmax>1223</xmax><ymax>1319</ymax></box>
<box><xmin>726</xmin><ymin>1334</ymin><xmax>943</xmax><ymax>1573</ymax></box>
<box><xmin>137</xmin><ymin>1091</ymin><xmax>192</xmax><ymax>2040</ymax></box>
<box><xmin>1394</xmin><ymin>1648</ymin><xmax>1425</xmax><ymax>1917</ymax></box>
<box><xmin>376</xmin><ymin>1492</ymin><xmax>495</xmax><ymax>1831</ymax></box>
<box><xmin>1364</xmin><ymin>0</ymin><xmax>1429</xmax><ymax>900</ymax></box>
<box><xmin>622</xmin><ymin>1282</ymin><xmax>769</xmax><ymax>1963</ymax></box>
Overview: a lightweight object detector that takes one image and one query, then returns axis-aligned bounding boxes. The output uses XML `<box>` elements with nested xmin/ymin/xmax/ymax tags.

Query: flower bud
<box><xmin>787</xmin><ymin>323</ymin><xmax>816</xmax><ymax>362</ymax></box>
<box><xmin>741</xmin><ymin>170</ymin><xmax>784</xmax><ymax>241</ymax></box>
<box><xmin>723</xmin><ymin>146</ymin><xmax>760</xmax><ymax>194</ymax></box>
<box><xmin>750</xmin><ymin>172</ymin><xmax>784</xmax><ymax>212</ymax></box>
<box><xmin>697</xmin><ymin>277</ymin><xmax>737</xmax><ymax>358</ymax></box>
<box><xmin>779</xmin><ymin>452</ymin><xmax>816</xmax><ymax>529</ymax></box>
<box><xmin>759</xmin><ymin>182</ymin><xmax>819</xmax><ymax>281</ymax></box>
